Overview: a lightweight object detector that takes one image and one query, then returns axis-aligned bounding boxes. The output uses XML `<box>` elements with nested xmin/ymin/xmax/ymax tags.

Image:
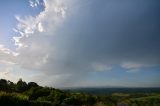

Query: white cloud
<box><xmin>121</xmin><ymin>62</ymin><xmax>153</xmax><ymax>72</ymax></box>
<box><xmin>0</xmin><ymin>44</ymin><xmax>18</xmax><ymax>56</ymax></box>
<box><xmin>121</xmin><ymin>62</ymin><xmax>144</xmax><ymax>69</ymax></box>
<box><xmin>0</xmin><ymin>60</ymin><xmax>16</xmax><ymax>65</ymax></box>
<box><xmin>0</xmin><ymin>0</ymin><xmax>159</xmax><ymax>87</ymax></box>
<box><xmin>0</xmin><ymin>45</ymin><xmax>18</xmax><ymax>66</ymax></box>
<box><xmin>38</xmin><ymin>23</ymin><xmax>44</xmax><ymax>32</ymax></box>
<box><xmin>29</xmin><ymin>0</ymin><xmax>42</xmax><ymax>8</ymax></box>
<box><xmin>0</xmin><ymin>61</ymin><xmax>19</xmax><ymax>82</ymax></box>
<box><xmin>0</xmin><ymin>0</ymin><xmax>72</xmax><ymax>86</ymax></box>
<box><xmin>92</xmin><ymin>63</ymin><xmax>112</xmax><ymax>71</ymax></box>
<box><xmin>0</xmin><ymin>67</ymin><xmax>10</xmax><ymax>75</ymax></box>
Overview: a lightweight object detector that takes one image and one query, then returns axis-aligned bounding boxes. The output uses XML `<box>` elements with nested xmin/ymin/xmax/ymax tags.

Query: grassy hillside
<box><xmin>0</xmin><ymin>78</ymin><xmax>160</xmax><ymax>106</ymax></box>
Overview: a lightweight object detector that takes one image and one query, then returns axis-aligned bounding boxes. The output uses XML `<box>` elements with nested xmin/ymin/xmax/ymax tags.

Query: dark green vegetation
<box><xmin>69</xmin><ymin>87</ymin><xmax>160</xmax><ymax>94</ymax></box>
<box><xmin>0</xmin><ymin>79</ymin><xmax>160</xmax><ymax>106</ymax></box>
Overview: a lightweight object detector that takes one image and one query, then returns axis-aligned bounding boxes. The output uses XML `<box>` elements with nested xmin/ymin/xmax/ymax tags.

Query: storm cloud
<box><xmin>46</xmin><ymin>0</ymin><xmax>160</xmax><ymax>77</ymax></box>
<box><xmin>0</xmin><ymin>0</ymin><xmax>160</xmax><ymax>87</ymax></box>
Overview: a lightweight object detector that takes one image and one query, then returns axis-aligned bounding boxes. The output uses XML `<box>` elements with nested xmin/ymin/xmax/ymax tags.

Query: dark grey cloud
<box><xmin>54</xmin><ymin>0</ymin><xmax>160</xmax><ymax>66</ymax></box>
<box><xmin>29</xmin><ymin>0</ymin><xmax>160</xmax><ymax>87</ymax></box>
<box><xmin>2</xmin><ymin>0</ymin><xmax>159</xmax><ymax>87</ymax></box>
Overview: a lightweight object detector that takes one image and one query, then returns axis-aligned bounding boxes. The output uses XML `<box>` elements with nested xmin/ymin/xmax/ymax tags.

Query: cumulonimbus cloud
<box><xmin>0</xmin><ymin>0</ymin><xmax>160</xmax><ymax>87</ymax></box>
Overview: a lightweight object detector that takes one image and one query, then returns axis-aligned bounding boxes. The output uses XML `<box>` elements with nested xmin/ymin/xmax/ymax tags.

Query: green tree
<box><xmin>16</xmin><ymin>78</ymin><xmax>28</xmax><ymax>92</ymax></box>
<box><xmin>28</xmin><ymin>87</ymin><xmax>50</xmax><ymax>100</ymax></box>
<box><xmin>28</xmin><ymin>82</ymin><xmax>38</xmax><ymax>89</ymax></box>
<box><xmin>0</xmin><ymin>79</ymin><xmax>10</xmax><ymax>91</ymax></box>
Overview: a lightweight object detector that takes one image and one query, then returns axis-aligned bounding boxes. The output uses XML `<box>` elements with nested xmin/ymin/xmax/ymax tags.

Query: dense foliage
<box><xmin>0</xmin><ymin>78</ymin><xmax>160</xmax><ymax>106</ymax></box>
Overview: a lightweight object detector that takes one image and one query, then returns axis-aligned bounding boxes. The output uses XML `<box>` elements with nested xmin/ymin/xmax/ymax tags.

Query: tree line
<box><xmin>0</xmin><ymin>78</ymin><xmax>160</xmax><ymax>106</ymax></box>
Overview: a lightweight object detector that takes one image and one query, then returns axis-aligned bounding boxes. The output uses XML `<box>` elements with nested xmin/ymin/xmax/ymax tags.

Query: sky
<box><xmin>0</xmin><ymin>0</ymin><xmax>160</xmax><ymax>88</ymax></box>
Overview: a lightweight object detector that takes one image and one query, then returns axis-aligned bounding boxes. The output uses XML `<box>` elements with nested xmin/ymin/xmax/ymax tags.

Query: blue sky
<box><xmin>0</xmin><ymin>0</ymin><xmax>43</xmax><ymax>49</ymax></box>
<box><xmin>0</xmin><ymin>0</ymin><xmax>160</xmax><ymax>88</ymax></box>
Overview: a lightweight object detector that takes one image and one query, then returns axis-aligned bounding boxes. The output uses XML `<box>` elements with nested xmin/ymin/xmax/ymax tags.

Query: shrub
<box><xmin>0</xmin><ymin>91</ymin><xmax>29</xmax><ymax>106</ymax></box>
